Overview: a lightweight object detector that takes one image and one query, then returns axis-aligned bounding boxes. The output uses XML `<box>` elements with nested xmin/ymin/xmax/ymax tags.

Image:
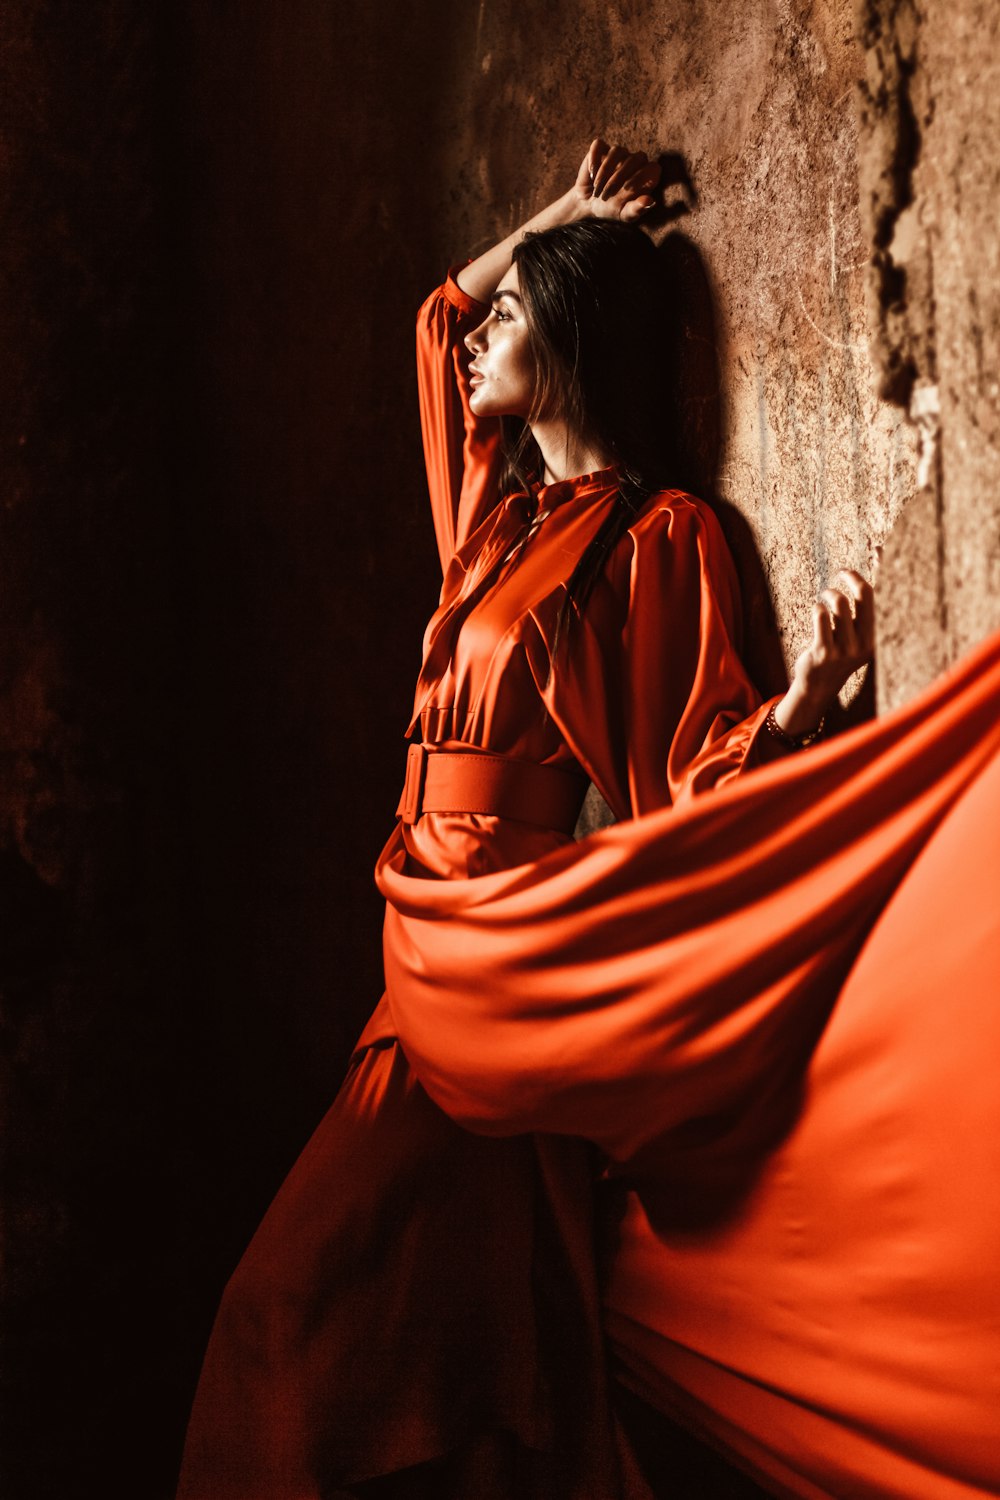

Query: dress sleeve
<box><xmin>546</xmin><ymin>493</ymin><xmax>783</xmax><ymax>821</ymax></box>
<box><xmin>416</xmin><ymin>269</ymin><xmax>506</xmax><ymax>576</ymax></box>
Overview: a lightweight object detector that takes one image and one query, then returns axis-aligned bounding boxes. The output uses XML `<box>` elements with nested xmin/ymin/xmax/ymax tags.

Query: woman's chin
<box><xmin>471</xmin><ymin>390</ymin><xmax>520</xmax><ymax>420</ymax></box>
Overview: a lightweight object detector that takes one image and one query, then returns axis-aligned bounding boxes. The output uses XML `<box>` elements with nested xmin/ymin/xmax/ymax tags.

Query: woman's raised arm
<box><xmin>455</xmin><ymin>139</ymin><xmax>661</xmax><ymax>304</ymax></box>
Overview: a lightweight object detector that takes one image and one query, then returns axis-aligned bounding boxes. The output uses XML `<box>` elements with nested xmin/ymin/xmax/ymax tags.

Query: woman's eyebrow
<box><xmin>491</xmin><ymin>289</ymin><xmax>522</xmax><ymax>307</ymax></box>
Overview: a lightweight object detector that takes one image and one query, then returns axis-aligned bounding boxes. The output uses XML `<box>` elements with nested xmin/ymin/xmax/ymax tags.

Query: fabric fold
<box><xmin>378</xmin><ymin>628</ymin><xmax>1000</xmax><ymax>1161</ymax></box>
<box><xmin>376</xmin><ymin>628</ymin><xmax>1000</xmax><ymax>1499</ymax></box>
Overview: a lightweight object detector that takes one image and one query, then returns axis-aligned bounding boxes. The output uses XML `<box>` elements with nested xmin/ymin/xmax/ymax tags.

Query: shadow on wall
<box><xmin>655</xmin><ymin>171</ymin><xmax>875</xmax><ymax>734</ymax></box>
<box><xmin>655</xmin><ymin>218</ymin><xmax>789</xmax><ymax>705</ymax></box>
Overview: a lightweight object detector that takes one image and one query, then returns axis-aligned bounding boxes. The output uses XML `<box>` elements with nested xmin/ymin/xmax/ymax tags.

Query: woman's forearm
<box><xmin>455</xmin><ymin>188</ymin><xmax>590</xmax><ymax>304</ymax></box>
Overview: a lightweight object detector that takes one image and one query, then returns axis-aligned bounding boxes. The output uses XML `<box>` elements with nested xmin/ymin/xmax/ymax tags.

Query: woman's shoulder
<box><xmin>622</xmin><ymin>488</ymin><xmax>730</xmax><ymax>560</ymax></box>
<box><xmin>596</xmin><ymin>487</ymin><xmax>737</xmax><ymax>607</ymax></box>
<box><xmin>630</xmin><ymin>487</ymin><xmax>717</xmax><ymax>531</ymax></box>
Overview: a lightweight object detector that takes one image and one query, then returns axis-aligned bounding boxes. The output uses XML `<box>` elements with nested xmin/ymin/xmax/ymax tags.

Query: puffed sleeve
<box><xmin>545</xmin><ymin>492</ymin><xmax>782</xmax><ymax>821</ymax></box>
<box><xmin>415</xmin><ymin>269</ymin><xmax>506</xmax><ymax>576</ymax></box>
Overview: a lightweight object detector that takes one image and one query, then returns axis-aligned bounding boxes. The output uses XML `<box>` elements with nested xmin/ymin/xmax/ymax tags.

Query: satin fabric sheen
<box><xmin>176</xmin><ymin>272</ymin><xmax>999</xmax><ymax>1500</ymax></box>
<box><xmin>381</xmin><ymin>626</ymin><xmax>1000</xmax><ymax>1499</ymax></box>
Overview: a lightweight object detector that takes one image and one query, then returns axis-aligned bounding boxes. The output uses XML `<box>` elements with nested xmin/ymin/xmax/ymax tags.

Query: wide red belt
<box><xmin>396</xmin><ymin>743</ymin><xmax>588</xmax><ymax>835</ymax></box>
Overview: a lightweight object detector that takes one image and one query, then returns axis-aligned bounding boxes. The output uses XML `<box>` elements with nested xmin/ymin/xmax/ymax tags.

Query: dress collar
<box><xmin>531</xmin><ymin>463</ymin><xmax>620</xmax><ymax>509</ymax></box>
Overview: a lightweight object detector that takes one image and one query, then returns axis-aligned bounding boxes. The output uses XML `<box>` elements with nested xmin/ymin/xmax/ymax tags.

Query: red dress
<box><xmin>176</xmin><ymin>270</ymin><xmax>785</xmax><ymax>1499</ymax></box>
<box><xmin>177</xmin><ymin>272</ymin><xmax>1000</xmax><ymax>1499</ymax></box>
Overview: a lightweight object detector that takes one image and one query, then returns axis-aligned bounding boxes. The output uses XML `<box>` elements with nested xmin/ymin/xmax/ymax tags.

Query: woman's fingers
<box><xmin>819</xmin><ymin>587</ymin><xmax>856</xmax><ymax>643</ymax></box>
<box><xmin>584</xmin><ymin>140</ymin><xmax>660</xmax><ymax>219</ymax></box>
<box><xmin>592</xmin><ymin>143</ymin><xmax>630</xmax><ymax>195</ymax></box>
<box><xmin>814</xmin><ymin>570</ymin><xmax>876</xmax><ymax>670</ymax></box>
<box><xmin>600</xmin><ymin>150</ymin><xmax>647</xmax><ymax>199</ymax></box>
<box><xmin>575</xmin><ymin>138</ymin><xmax>609</xmax><ymax>196</ymax></box>
<box><xmin>793</xmin><ymin>572</ymin><xmax>876</xmax><ymax>713</ymax></box>
<box><xmin>835</xmin><ymin>569</ymin><xmax>876</xmax><ymax>654</ymax></box>
<box><xmin>619</xmin><ymin>194</ymin><xmax>656</xmax><ymax>223</ymax></box>
<box><xmin>812</xmin><ymin>601</ymin><xmax>834</xmax><ymax>658</ymax></box>
<box><xmin>618</xmin><ymin>160</ymin><xmax>661</xmax><ymax>219</ymax></box>
<box><xmin>586</xmin><ymin>137</ymin><xmax>609</xmax><ymax>183</ymax></box>
<box><xmin>820</xmin><ymin>590</ymin><xmax>861</xmax><ymax>667</ymax></box>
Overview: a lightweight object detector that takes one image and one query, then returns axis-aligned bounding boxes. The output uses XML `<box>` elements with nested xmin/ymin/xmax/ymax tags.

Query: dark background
<box><xmin>0</xmin><ymin>5</ymin><xmax>480</xmax><ymax>1494</ymax></box>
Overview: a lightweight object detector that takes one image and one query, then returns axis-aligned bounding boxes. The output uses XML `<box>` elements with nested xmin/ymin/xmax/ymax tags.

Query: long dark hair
<box><xmin>493</xmin><ymin>219</ymin><xmax>684</xmax><ymax>652</ymax></box>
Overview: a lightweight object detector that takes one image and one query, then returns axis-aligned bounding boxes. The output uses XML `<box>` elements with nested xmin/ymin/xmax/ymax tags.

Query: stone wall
<box><xmin>857</xmin><ymin>0</ymin><xmax>1000</xmax><ymax>705</ymax></box>
<box><xmin>2</xmin><ymin>2</ymin><xmax>997</xmax><ymax>1495</ymax></box>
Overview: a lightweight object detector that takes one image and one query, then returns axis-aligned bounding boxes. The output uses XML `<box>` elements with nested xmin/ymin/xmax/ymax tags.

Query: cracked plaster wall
<box><xmin>857</xmin><ymin>0</ymin><xmax>1000</xmax><ymax>706</ymax></box>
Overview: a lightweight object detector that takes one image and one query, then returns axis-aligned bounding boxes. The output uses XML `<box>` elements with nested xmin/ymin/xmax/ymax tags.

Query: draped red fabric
<box><xmin>378</xmin><ymin>628</ymin><xmax>1000</xmax><ymax>1158</ymax></box>
<box><xmin>378</xmin><ymin>626</ymin><xmax>1000</xmax><ymax>1499</ymax></box>
<box><xmin>603</xmin><ymin>731</ymin><xmax>1000</xmax><ymax>1500</ymax></box>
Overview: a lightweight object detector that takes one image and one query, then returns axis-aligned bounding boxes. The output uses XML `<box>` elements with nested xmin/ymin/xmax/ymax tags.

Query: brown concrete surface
<box><xmin>1</xmin><ymin>2</ymin><xmax>998</xmax><ymax>1496</ymax></box>
<box><xmin>857</xmin><ymin>0</ymin><xmax>1000</xmax><ymax>706</ymax></box>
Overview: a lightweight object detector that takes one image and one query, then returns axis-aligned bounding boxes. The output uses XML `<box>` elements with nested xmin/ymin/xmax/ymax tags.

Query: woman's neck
<box><xmin>530</xmin><ymin>418</ymin><xmax>613</xmax><ymax>485</ymax></box>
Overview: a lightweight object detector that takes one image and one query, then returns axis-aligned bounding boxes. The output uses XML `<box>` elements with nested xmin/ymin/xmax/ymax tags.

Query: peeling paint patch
<box><xmin>909</xmin><ymin>379</ymin><xmax>939</xmax><ymax>489</ymax></box>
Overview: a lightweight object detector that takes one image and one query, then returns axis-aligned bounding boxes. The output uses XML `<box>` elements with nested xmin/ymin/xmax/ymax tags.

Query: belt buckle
<box><xmin>398</xmin><ymin>742</ymin><xmax>428</xmax><ymax>825</ymax></box>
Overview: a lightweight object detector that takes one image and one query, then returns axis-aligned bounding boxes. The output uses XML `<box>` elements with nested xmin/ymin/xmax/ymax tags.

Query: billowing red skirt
<box><xmin>178</xmin><ymin>631</ymin><xmax>1000</xmax><ymax>1500</ymax></box>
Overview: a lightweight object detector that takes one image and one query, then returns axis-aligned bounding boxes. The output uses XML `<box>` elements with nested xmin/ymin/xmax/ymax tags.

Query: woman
<box><xmin>176</xmin><ymin>140</ymin><xmax>876</xmax><ymax>1500</ymax></box>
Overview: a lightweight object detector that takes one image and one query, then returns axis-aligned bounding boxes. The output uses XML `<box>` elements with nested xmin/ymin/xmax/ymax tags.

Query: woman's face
<box><xmin>464</xmin><ymin>264</ymin><xmax>538</xmax><ymax>419</ymax></box>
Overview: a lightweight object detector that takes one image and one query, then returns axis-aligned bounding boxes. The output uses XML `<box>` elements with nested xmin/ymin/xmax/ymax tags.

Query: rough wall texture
<box><xmin>2</xmin><ymin>1</ymin><xmax>998</xmax><ymax>1495</ymax></box>
<box><xmin>857</xmin><ymin>0</ymin><xmax>1000</xmax><ymax>706</ymax></box>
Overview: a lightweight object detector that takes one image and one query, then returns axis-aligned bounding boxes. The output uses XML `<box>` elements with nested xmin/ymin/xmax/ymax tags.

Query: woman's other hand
<box><xmin>574</xmin><ymin>138</ymin><xmax>660</xmax><ymax>223</ymax></box>
<box><xmin>773</xmin><ymin>571</ymin><xmax>876</xmax><ymax>739</ymax></box>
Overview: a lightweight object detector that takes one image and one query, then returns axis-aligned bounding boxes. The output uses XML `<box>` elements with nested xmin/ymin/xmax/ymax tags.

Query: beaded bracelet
<box><xmin>764</xmin><ymin>700</ymin><xmax>825</xmax><ymax>749</ymax></box>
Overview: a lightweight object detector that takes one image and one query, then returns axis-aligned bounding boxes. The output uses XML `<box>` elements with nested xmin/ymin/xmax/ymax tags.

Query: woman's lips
<box><xmin>468</xmin><ymin>364</ymin><xmax>484</xmax><ymax>385</ymax></box>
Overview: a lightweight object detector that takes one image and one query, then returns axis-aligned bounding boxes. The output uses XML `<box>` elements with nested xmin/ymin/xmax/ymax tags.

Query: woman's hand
<box><xmin>772</xmin><ymin>571</ymin><xmax>876</xmax><ymax>739</ymax></box>
<box><xmin>573</xmin><ymin>138</ymin><xmax>661</xmax><ymax>223</ymax></box>
<box><xmin>457</xmin><ymin>139</ymin><xmax>659</xmax><ymax>304</ymax></box>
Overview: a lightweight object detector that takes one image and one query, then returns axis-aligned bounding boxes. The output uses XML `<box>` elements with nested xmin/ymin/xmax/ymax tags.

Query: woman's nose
<box><xmin>464</xmin><ymin>318</ymin><xmax>488</xmax><ymax>355</ymax></box>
